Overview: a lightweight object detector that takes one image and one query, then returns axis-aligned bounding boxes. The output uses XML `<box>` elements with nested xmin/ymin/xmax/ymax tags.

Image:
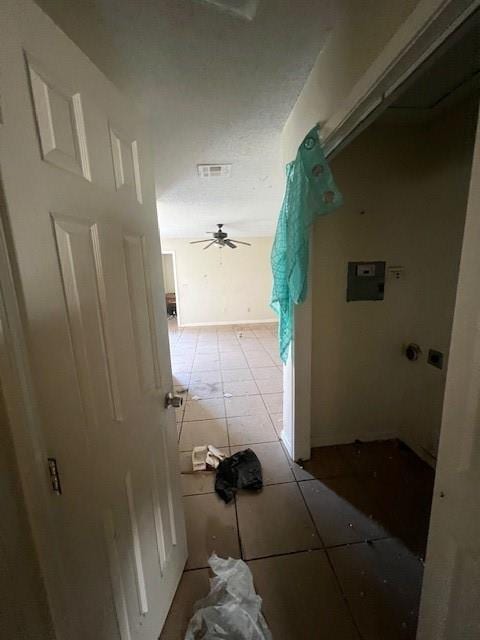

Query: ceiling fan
<box><xmin>190</xmin><ymin>224</ymin><xmax>251</xmax><ymax>250</ymax></box>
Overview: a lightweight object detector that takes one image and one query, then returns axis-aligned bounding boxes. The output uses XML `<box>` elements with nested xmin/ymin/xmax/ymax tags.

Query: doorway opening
<box><xmin>161</xmin><ymin>9</ymin><xmax>480</xmax><ymax>638</ymax></box>
<box><xmin>291</xmin><ymin>10</ymin><xmax>480</xmax><ymax>640</ymax></box>
<box><xmin>159</xmin><ymin>236</ymin><xmax>284</xmax><ymax>453</ymax></box>
<box><xmin>162</xmin><ymin>251</ymin><xmax>180</xmax><ymax>334</ymax></box>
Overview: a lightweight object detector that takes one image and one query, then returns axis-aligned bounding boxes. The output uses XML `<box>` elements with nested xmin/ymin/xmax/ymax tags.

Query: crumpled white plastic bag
<box><xmin>185</xmin><ymin>553</ymin><xmax>272</xmax><ymax>640</ymax></box>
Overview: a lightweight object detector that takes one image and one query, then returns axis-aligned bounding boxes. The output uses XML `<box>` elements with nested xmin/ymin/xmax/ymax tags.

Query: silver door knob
<box><xmin>165</xmin><ymin>392</ymin><xmax>183</xmax><ymax>409</ymax></box>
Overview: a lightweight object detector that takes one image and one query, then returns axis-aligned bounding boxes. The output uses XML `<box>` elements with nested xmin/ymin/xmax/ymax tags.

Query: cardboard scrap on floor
<box><xmin>191</xmin><ymin>444</ymin><xmax>226</xmax><ymax>472</ymax></box>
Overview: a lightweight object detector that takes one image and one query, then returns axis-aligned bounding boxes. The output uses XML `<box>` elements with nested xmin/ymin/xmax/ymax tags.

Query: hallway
<box><xmin>162</xmin><ymin>322</ymin><xmax>434</xmax><ymax>640</ymax></box>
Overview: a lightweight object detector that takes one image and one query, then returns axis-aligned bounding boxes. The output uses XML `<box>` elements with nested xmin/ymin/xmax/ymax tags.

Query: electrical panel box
<box><xmin>347</xmin><ymin>261</ymin><xmax>386</xmax><ymax>301</ymax></box>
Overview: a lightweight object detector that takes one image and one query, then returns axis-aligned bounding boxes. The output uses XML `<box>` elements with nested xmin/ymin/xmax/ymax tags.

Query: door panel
<box><xmin>26</xmin><ymin>54</ymin><xmax>92</xmax><ymax>180</ymax></box>
<box><xmin>110</xmin><ymin>127</ymin><xmax>143</xmax><ymax>204</ymax></box>
<box><xmin>124</xmin><ymin>233</ymin><xmax>161</xmax><ymax>392</ymax></box>
<box><xmin>151</xmin><ymin>456</ymin><xmax>169</xmax><ymax>575</ymax></box>
<box><xmin>0</xmin><ymin>2</ymin><xmax>186</xmax><ymax>638</ymax></box>
<box><xmin>104</xmin><ymin>509</ymin><xmax>133</xmax><ymax>640</ymax></box>
<box><xmin>125</xmin><ymin>470</ymin><xmax>149</xmax><ymax>616</ymax></box>
<box><xmin>53</xmin><ymin>214</ymin><xmax>123</xmax><ymax>426</ymax></box>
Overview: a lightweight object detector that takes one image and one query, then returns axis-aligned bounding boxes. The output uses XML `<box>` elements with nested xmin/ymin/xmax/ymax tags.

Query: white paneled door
<box><xmin>0</xmin><ymin>1</ymin><xmax>186</xmax><ymax>639</ymax></box>
<box><xmin>417</xmin><ymin>105</ymin><xmax>480</xmax><ymax>635</ymax></box>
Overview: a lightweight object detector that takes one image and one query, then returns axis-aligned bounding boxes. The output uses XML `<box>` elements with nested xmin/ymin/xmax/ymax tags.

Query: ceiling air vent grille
<box><xmin>197</xmin><ymin>164</ymin><xmax>232</xmax><ymax>178</ymax></box>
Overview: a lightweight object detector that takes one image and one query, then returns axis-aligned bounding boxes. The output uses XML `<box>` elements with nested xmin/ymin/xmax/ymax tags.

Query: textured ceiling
<box><xmin>198</xmin><ymin>0</ymin><xmax>260</xmax><ymax>21</ymax></box>
<box><xmin>35</xmin><ymin>0</ymin><xmax>335</xmax><ymax>237</ymax></box>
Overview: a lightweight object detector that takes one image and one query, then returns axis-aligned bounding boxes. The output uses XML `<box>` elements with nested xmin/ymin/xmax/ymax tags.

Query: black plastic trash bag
<box><xmin>215</xmin><ymin>449</ymin><xmax>263</xmax><ymax>503</ymax></box>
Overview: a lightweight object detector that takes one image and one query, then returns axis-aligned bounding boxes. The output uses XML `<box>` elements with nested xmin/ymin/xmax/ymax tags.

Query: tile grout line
<box><xmin>294</xmin><ymin>458</ymin><xmax>365</xmax><ymax>640</ymax></box>
<box><xmin>220</xmin><ymin>324</ymin><xmax>281</xmax><ymax>447</ymax></box>
<box><xmin>182</xmin><ymin>478</ymin><xmax>300</xmax><ymax>497</ymax></box>
<box><xmin>182</xmin><ymin>533</ymin><xmax>397</xmax><ymax>573</ymax></box>
<box><xmin>186</xmin><ymin>327</ymin><xmax>244</xmax><ymax>565</ymax></box>
<box><xmin>175</xmin><ymin>324</ymin><xmax>280</xmax><ymax>447</ymax></box>
<box><xmin>228</xmin><ymin>324</ymin><xmax>280</xmax><ymax>569</ymax></box>
<box><xmin>242</xmin><ymin>326</ymin><xmax>281</xmax><ymax>443</ymax></box>
<box><xmin>323</xmin><ymin>547</ymin><xmax>365</xmax><ymax>640</ymax></box>
<box><xmin>173</xmin><ymin>323</ymin><xmax>282</xmax><ymax>577</ymax></box>
<box><xmin>287</xmin><ymin>435</ymin><xmax>394</xmax><ymax>638</ymax></box>
<box><xmin>171</xmin><ymin>331</ymin><xmax>427</xmax><ymax>639</ymax></box>
<box><xmin>172</xmin><ymin>321</ymin><xmax>197</xmax><ymax>446</ymax></box>
<box><xmin>233</xmin><ymin>494</ymin><xmax>244</xmax><ymax>561</ymax></box>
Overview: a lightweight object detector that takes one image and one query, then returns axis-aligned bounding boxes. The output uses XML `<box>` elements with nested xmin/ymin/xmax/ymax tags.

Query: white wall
<box><xmin>282</xmin><ymin>0</ymin><xmax>420</xmax><ymax>162</ymax></box>
<box><xmin>310</xmin><ymin>98</ymin><xmax>478</xmax><ymax>460</ymax></box>
<box><xmin>160</xmin><ymin>237</ymin><xmax>276</xmax><ymax>326</ymax></box>
<box><xmin>161</xmin><ymin>253</ymin><xmax>175</xmax><ymax>293</ymax></box>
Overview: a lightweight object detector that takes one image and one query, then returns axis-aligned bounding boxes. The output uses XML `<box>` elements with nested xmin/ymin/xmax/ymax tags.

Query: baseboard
<box><xmin>311</xmin><ymin>430</ymin><xmax>437</xmax><ymax>469</ymax></box>
<box><xmin>401</xmin><ymin>434</ymin><xmax>437</xmax><ymax>469</ymax></box>
<box><xmin>179</xmin><ymin>318</ymin><xmax>277</xmax><ymax>327</ymax></box>
<box><xmin>311</xmin><ymin>430</ymin><xmax>398</xmax><ymax>449</ymax></box>
<box><xmin>280</xmin><ymin>431</ymin><xmax>293</xmax><ymax>460</ymax></box>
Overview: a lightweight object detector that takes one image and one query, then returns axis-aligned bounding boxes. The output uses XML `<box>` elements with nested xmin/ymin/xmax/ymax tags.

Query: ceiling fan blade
<box><xmin>203</xmin><ymin>240</ymin><xmax>217</xmax><ymax>250</ymax></box>
<box><xmin>229</xmin><ymin>239</ymin><xmax>251</xmax><ymax>246</ymax></box>
<box><xmin>190</xmin><ymin>239</ymin><xmax>214</xmax><ymax>244</ymax></box>
<box><xmin>224</xmin><ymin>239</ymin><xmax>237</xmax><ymax>249</ymax></box>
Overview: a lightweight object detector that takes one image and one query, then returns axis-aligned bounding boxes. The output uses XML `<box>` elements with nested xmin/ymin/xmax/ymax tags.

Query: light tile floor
<box><xmin>162</xmin><ymin>320</ymin><xmax>434</xmax><ymax>640</ymax></box>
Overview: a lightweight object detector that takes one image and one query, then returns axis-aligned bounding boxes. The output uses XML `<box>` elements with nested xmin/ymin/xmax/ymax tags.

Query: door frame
<box><xmin>289</xmin><ymin>0</ymin><xmax>480</xmax><ymax>462</ymax></box>
<box><xmin>161</xmin><ymin>250</ymin><xmax>182</xmax><ymax>326</ymax></box>
<box><xmin>282</xmin><ymin>246</ymin><xmax>313</xmax><ymax>461</ymax></box>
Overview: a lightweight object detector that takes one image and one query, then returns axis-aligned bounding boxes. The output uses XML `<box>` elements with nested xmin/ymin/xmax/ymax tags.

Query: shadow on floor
<box><xmin>295</xmin><ymin>439</ymin><xmax>435</xmax><ymax>559</ymax></box>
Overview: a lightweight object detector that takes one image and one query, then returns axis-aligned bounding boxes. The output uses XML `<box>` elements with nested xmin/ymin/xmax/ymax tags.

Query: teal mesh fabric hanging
<box><xmin>271</xmin><ymin>125</ymin><xmax>343</xmax><ymax>362</ymax></box>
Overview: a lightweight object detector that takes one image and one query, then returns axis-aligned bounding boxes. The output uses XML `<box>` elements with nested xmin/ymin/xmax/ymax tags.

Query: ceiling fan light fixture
<box><xmin>189</xmin><ymin>224</ymin><xmax>251</xmax><ymax>250</ymax></box>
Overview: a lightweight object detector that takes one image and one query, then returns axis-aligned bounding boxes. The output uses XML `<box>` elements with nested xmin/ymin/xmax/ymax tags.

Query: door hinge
<box><xmin>47</xmin><ymin>458</ymin><xmax>62</xmax><ymax>495</ymax></box>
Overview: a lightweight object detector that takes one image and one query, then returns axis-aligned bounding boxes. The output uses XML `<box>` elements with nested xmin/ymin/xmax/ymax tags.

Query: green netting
<box><xmin>270</xmin><ymin>125</ymin><xmax>343</xmax><ymax>362</ymax></box>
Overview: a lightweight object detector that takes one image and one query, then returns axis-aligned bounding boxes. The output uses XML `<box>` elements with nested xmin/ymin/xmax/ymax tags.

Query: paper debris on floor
<box><xmin>191</xmin><ymin>395</ymin><xmax>201</xmax><ymax>400</ymax></box>
<box><xmin>185</xmin><ymin>553</ymin><xmax>272</xmax><ymax>640</ymax></box>
<box><xmin>192</xmin><ymin>445</ymin><xmax>208</xmax><ymax>471</ymax></box>
<box><xmin>223</xmin><ymin>392</ymin><xmax>233</xmax><ymax>398</ymax></box>
<box><xmin>192</xmin><ymin>445</ymin><xmax>226</xmax><ymax>472</ymax></box>
<box><xmin>206</xmin><ymin>444</ymin><xmax>225</xmax><ymax>469</ymax></box>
